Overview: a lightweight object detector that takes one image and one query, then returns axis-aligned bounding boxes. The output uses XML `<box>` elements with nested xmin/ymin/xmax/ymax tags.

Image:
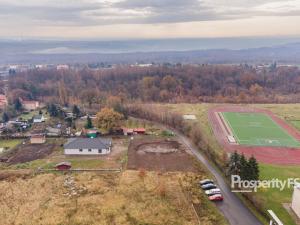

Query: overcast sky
<box><xmin>0</xmin><ymin>0</ymin><xmax>300</xmax><ymax>39</ymax></box>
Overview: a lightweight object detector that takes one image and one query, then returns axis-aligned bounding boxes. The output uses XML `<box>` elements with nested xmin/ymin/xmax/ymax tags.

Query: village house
<box><xmin>20</xmin><ymin>98</ymin><xmax>40</xmax><ymax>111</ymax></box>
<box><xmin>46</xmin><ymin>127</ymin><xmax>61</xmax><ymax>136</ymax></box>
<box><xmin>64</xmin><ymin>138</ymin><xmax>112</xmax><ymax>155</ymax></box>
<box><xmin>33</xmin><ymin>115</ymin><xmax>45</xmax><ymax>123</ymax></box>
<box><xmin>122</xmin><ymin>127</ymin><xmax>146</xmax><ymax>135</ymax></box>
<box><xmin>30</xmin><ymin>134</ymin><xmax>46</xmax><ymax>144</ymax></box>
<box><xmin>0</xmin><ymin>94</ymin><xmax>8</xmax><ymax>108</ymax></box>
<box><xmin>56</xmin><ymin>64</ymin><xmax>69</xmax><ymax>70</ymax></box>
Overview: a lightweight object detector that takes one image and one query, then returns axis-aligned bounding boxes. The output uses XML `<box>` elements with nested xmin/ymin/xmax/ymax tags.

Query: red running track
<box><xmin>208</xmin><ymin>105</ymin><xmax>300</xmax><ymax>165</ymax></box>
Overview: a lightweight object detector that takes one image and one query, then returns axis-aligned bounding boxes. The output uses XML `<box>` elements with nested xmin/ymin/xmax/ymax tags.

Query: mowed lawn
<box><xmin>222</xmin><ymin>112</ymin><xmax>300</xmax><ymax>148</ymax></box>
<box><xmin>256</xmin><ymin>164</ymin><xmax>300</xmax><ymax>225</ymax></box>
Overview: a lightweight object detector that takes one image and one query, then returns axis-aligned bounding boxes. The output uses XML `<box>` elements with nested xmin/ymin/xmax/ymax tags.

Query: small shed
<box><xmin>183</xmin><ymin>114</ymin><xmax>197</xmax><ymax>120</ymax></box>
<box><xmin>55</xmin><ymin>162</ymin><xmax>72</xmax><ymax>170</ymax></box>
<box><xmin>30</xmin><ymin>134</ymin><xmax>46</xmax><ymax>144</ymax></box>
<box><xmin>123</xmin><ymin>128</ymin><xmax>134</xmax><ymax>136</ymax></box>
<box><xmin>134</xmin><ymin>128</ymin><xmax>146</xmax><ymax>134</ymax></box>
<box><xmin>86</xmin><ymin>129</ymin><xmax>98</xmax><ymax>138</ymax></box>
<box><xmin>33</xmin><ymin>115</ymin><xmax>45</xmax><ymax>123</ymax></box>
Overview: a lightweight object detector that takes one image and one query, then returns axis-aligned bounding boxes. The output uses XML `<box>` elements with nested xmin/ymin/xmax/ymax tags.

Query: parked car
<box><xmin>208</xmin><ymin>194</ymin><xmax>223</xmax><ymax>201</ymax></box>
<box><xmin>199</xmin><ymin>179</ymin><xmax>214</xmax><ymax>186</ymax></box>
<box><xmin>205</xmin><ymin>188</ymin><xmax>221</xmax><ymax>196</ymax></box>
<box><xmin>201</xmin><ymin>183</ymin><xmax>217</xmax><ymax>190</ymax></box>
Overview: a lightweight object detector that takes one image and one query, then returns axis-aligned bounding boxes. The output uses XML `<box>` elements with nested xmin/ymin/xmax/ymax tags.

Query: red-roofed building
<box><xmin>122</xmin><ymin>128</ymin><xmax>134</xmax><ymax>136</ymax></box>
<box><xmin>0</xmin><ymin>95</ymin><xmax>7</xmax><ymax>108</ymax></box>
<box><xmin>20</xmin><ymin>98</ymin><xmax>40</xmax><ymax>111</ymax></box>
<box><xmin>133</xmin><ymin>128</ymin><xmax>146</xmax><ymax>134</ymax></box>
<box><xmin>122</xmin><ymin>127</ymin><xmax>146</xmax><ymax>135</ymax></box>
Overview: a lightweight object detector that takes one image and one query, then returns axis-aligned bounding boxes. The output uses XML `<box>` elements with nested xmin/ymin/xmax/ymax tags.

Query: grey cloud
<box><xmin>0</xmin><ymin>0</ymin><xmax>299</xmax><ymax>27</ymax></box>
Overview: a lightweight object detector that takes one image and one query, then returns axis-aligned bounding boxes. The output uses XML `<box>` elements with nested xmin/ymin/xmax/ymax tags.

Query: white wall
<box><xmin>64</xmin><ymin>147</ymin><xmax>110</xmax><ymax>155</ymax></box>
<box><xmin>292</xmin><ymin>185</ymin><xmax>300</xmax><ymax>218</ymax></box>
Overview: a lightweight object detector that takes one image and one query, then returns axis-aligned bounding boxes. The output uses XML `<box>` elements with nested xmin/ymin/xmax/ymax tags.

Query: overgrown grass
<box><xmin>0</xmin><ymin>171</ymin><xmax>228</xmax><ymax>225</ymax></box>
<box><xmin>0</xmin><ymin>139</ymin><xmax>23</xmax><ymax>149</ymax></box>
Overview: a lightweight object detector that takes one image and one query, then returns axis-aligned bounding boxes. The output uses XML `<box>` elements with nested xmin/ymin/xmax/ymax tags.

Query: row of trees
<box><xmin>6</xmin><ymin>64</ymin><xmax>300</xmax><ymax>105</ymax></box>
<box><xmin>228</xmin><ymin>151</ymin><xmax>259</xmax><ymax>181</ymax></box>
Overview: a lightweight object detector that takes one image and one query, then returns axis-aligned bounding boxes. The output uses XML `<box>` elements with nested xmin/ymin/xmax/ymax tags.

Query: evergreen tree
<box><xmin>240</xmin><ymin>154</ymin><xmax>249</xmax><ymax>180</ymax></box>
<box><xmin>248</xmin><ymin>156</ymin><xmax>259</xmax><ymax>180</ymax></box>
<box><xmin>85</xmin><ymin>116</ymin><xmax>93</xmax><ymax>129</ymax></box>
<box><xmin>72</xmin><ymin>105</ymin><xmax>80</xmax><ymax>117</ymax></box>
<box><xmin>48</xmin><ymin>104</ymin><xmax>58</xmax><ymax>117</ymax></box>
<box><xmin>228</xmin><ymin>151</ymin><xmax>241</xmax><ymax>176</ymax></box>
<box><xmin>2</xmin><ymin>112</ymin><xmax>9</xmax><ymax>123</ymax></box>
<box><xmin>14</xmin><ymin>98</ymin><xmax>22</xmax><ymax>111</ymax></box>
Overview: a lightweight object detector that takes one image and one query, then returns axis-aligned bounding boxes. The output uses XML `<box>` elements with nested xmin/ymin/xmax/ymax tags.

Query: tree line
<box><xmin>4</xmin><ymin>64</ymin><xmax>300</xmax><ymax>107</ymax></box>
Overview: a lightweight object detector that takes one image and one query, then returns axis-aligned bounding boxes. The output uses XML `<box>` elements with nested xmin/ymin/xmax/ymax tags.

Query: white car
<box><xmin>205</xmin><ymin>188</ymin><xmax>221</xmax><ymax>196</ymax></box>
<box><xmin>199</xmin><ymin>179</ymin><xmax>214</xmax><ymax>186</ymax></box>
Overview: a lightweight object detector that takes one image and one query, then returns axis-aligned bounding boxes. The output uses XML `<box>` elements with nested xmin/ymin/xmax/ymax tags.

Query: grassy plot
<box><xmin>0</xmin><ymin>171</ymin><xmax>228</xmax><ymax>225</ymax></box>
<box><xmin>222</xmin><ymin>112</ymin><xmax>300</xmax><ymax>148</ymax></box>
<box><xmin>255</xmin><ymin>164</ymin><xmax>300</xmax><ymax>225</ymax></box>
<box><xmin>0</xmin><ymin>139</ymin><xmax>23</xmax><ymax>149</ymax></box>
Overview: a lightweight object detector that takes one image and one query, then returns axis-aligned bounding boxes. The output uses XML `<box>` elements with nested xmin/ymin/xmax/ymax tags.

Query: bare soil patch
<box><xmin>128</xmin><ymin>137</ymin><xmax>200</xmax><ymax>172</ymax></box>
<box><xmin>4</xmin><ymin>144</ymin><xmax>56</xmax><ymax>165</ymax></box>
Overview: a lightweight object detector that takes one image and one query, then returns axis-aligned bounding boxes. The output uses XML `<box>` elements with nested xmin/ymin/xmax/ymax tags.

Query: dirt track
<box><xmin>127</xmin><ymin>137</ymin><xmax>200</xmax><ymax>172</ymax></box>
<box><xmin>208</xmin><ymin>105</ymin><xmax>300</xmax><ymax>165</ymax></box>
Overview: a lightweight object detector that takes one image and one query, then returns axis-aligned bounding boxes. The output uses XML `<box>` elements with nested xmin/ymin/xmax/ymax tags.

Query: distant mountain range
<box><xmin>0</xmin><ymin>38</ymin><xmax>300</xmax><ymax>65</ymax></box>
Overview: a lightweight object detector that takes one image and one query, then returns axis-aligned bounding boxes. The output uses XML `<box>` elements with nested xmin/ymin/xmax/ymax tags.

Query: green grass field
<box><xmin>222</xmin><ymin>112</ymin><xmax>300</xmax><ymax>148</ymax></box>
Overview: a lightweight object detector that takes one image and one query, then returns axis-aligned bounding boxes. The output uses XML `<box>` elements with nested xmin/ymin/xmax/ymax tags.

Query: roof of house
<box><xmin>122</xmin><ymin>128</ymin><xmax>134</xmax><ymax>133</ymax></box>
<box><xmin>134</xmin><ymin>128</ymin><xmax>146</xmax><ymax>132</ymax></box>
<box><xmin>30</xmin><ymin>134</ymin><xmax>45</xmax><ymax>138</ymax></box>
<box><xmin>64</xmin><ymin>138</ymin><xmax>112</xmax><ymax>149</ymax></box>
<box><xmin>33</xmin><ymin>115</ymin><xmax>43</xmax><ymax>120</ymax></box>
<box><xmin>55</xmin><ymin>161</ymin><xmax>71</xmax><ymax>167</ymax></box>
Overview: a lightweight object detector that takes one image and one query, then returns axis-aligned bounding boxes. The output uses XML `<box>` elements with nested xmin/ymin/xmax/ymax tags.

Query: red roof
<box><xmin>134</xmin><ymin>128</ymin><xmax>146</xmax><ymax>132</ymax></box>
<box><xmin>122</xmin><ymin>128</ymin><xmax>134</xmax><ymax>133</ymax></box>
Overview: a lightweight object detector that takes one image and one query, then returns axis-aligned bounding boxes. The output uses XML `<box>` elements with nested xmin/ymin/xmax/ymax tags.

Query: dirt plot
<box><xmin>128</xmin><ymin>137</ymin><xmax>200</xmax><ymax>172</ymax></box>
<box><xmin>4</xmin><ymin>144</ymin><xmax>55</xmax><ymax>165</ymax></box>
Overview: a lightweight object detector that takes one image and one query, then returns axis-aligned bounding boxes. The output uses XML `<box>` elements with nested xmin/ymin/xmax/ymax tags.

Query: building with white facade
<box><xmin>64</xmin><ymin>138</ymin><xmax>112</xmax><ymax>155</ymax></box>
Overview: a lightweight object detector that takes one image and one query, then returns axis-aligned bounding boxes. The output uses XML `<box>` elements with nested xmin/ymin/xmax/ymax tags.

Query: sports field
<box><xmin>222</xmin><ymin>112</ymin><xmax>300</xmax><ymax>148</ymax></box>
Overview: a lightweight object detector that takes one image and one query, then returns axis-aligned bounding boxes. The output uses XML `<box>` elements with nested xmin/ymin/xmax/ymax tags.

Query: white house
<box><xmin>64</xmin><ymin>138</ymin><xmax>112</xmax><ymax>155</ymax></box>
<box><xmin>33</xmin><ymin>115</ymin><xmax>45</xmax><ymax>123</ymax></box>
<box><xmin>183</xmin><ymin>114</ymin><xmax>197</xmax><ymax>120</ymax></box>
<box><xmin>292</xmin><ymin>182</ymin><xmax>300</xmax><ymax>219</ymax></box>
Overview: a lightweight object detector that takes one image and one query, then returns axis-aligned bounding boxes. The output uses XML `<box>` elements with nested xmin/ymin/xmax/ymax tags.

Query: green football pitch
<box><xmin>222</xmin><ymin>112</ymin><xmax>300</xmax><ymax>148</ymax></box>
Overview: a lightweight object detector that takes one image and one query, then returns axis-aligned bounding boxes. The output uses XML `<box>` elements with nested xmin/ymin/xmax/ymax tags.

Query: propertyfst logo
<box><xmin>231</xmin><ymin>175</ymin><xmax>300</xmax><ymax>193</ymax></box>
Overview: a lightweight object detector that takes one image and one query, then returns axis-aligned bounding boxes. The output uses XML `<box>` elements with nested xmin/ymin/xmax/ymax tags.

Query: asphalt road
<box><xmin>173</xmin><ymin>129</ymin><xmax>264</xmax><ymax>225</ymax></box>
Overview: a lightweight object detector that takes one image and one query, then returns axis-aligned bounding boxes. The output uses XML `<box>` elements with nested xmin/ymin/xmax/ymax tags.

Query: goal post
<box><xmin>267</xmin><ymin>210</ymin><xmax>284</xmax><ymax>225</ymax></box>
